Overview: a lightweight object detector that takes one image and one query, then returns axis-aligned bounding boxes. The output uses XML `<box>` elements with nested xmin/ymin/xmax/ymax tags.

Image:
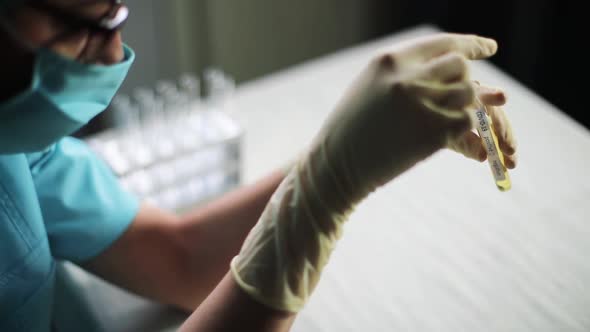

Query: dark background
<box><xmin>370</xmin><ymin>0</ymin><xmax>585</xmax><ymax>128</ymax></box>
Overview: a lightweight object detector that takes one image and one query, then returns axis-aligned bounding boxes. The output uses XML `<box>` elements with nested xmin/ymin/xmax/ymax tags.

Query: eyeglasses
<box><xmin>28</xmin><ymin>0</ymin><xmax>129</xmax><ymax>35</ymax></box>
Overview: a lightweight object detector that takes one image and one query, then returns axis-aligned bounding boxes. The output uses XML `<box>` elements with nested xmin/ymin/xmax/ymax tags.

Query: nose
<box><xmin>96</xmin><ymin>31</ymin><xmax>124</xmax><ymax>65</ymax></box>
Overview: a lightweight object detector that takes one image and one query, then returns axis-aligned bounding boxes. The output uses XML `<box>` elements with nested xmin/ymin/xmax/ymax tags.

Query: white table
<box><xmin>65</xmin><ymin>25</ymin><xmax>590</xmax><ymax>332</ymax></box>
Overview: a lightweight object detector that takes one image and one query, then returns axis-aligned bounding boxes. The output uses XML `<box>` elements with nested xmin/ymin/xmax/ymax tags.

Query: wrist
<box><xmin>301</xmin><ymin>141</ymin><xmax>363</xmax><ymax>217</ymax></box>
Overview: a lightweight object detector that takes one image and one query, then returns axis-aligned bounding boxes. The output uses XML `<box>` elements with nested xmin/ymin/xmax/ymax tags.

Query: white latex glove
<box><xmin>231</xmin><ymin>33</ymin><xmax>505</xmax><ymax>312</ymax></box>
<box><xmin>449</xmin><ymin>83</ymin><xmax>518</xmax><ymax>168</ymax></box>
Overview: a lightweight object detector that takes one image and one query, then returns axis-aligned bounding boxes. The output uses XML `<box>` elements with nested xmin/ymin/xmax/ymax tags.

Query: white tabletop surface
<box><xmin>65</xmin><ymin>25</ymin><xmax>590</xmax><ymax>332</ymax></box>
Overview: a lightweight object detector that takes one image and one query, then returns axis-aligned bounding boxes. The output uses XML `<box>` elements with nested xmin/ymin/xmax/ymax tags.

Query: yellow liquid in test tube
<box><xmin>472</xmin><ymin>104</ymin><xmax>511</xmax><ymax>191</ymax></box>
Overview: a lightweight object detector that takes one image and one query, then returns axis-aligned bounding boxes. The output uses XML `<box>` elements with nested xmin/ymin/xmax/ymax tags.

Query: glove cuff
<box><xmin>230</xmin><ymin>144</ymin><xmax>355</xmax><ymax>312</ymax></box>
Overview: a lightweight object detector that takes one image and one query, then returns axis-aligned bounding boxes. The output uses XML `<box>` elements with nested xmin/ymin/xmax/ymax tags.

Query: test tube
<box><xmin>179</xmin><ymin>73</ymin><xmax>201</xmax><ymax>120</ymax></box>
<box><xmin>179</xmin><ymin>73</ymin><xmax>201</xmax><ymax>105</ymax></box>
<box><xmin>177</xmin><ymin>73</ymin><xmax>204</xmax><ymax>150</ymax></box>
<box><xmin>203</xmin><ymin>67</ymin><xmax>226</xmax><ymax>102</ymax></box>
<box><xmin>133</xmin><ymin>87</ymin><xmax>175</xmax><ymax>159</ymax></box>
<box><xmin>155</xmin><ymin>80</ymin><xmax>189</xmax><ymax>151</ymax></box>
<box><xmin>155</xmin><ymin>80</ymin><xmax>184</xmax><ymax>119</ymax></box>
<box><xmin>133</xmin><ymin>88</ymin><xmax>158</xmax><ymax>130</ymax></box>
<box><xmin>471</xmin><ymin>101</ymin><xmax>511</xmax><ymax>191</ymax></box>
<box><xmin>202</xmin><ymin>68</ymin><xmax>231</xmax><ymax>141</ymax></box>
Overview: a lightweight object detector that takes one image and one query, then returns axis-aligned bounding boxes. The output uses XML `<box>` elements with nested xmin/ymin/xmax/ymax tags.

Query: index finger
<box><xmin>397</xmin><ymin>33</ymin><xmax>498</xmax><ymax>64</ymax></box>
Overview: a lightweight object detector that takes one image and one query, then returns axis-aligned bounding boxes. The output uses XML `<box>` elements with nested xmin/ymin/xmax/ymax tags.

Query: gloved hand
<box><xmin>449</xmin><ymin>82</ymin><xmax>517</xmax><ymax>168</ymax></box>
<box><xmin>231</xmin><ymin>33</ymin><xmax>512</xmax><ymax>312</ymax></box>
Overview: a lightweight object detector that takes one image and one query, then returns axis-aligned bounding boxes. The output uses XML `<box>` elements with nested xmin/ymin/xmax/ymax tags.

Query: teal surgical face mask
<box><xmin>0</xmin><ymin>44</ymin><xmax>135</xmax><ymax>154</ymax></box>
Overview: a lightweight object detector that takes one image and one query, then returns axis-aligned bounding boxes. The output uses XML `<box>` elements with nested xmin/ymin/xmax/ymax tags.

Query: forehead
<box><xmin>46</xmin><ymin>0</ymin><xmax>111</xmax><ymax>8</ymax></box>
<box><xmin>48</xmin><ymin>0</ymin><xmax>108</xmax><ymax>4</ymax></box>
<box><xmin>43</xmin><ymin>0</ymin><xmax>113</xmax><ymax>16</ymax></box>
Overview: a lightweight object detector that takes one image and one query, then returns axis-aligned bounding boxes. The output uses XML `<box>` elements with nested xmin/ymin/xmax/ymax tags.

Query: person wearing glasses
<box><xmin>0</xmin><ymin>0</ymin><xmax>518</xmax><ymax>331</ymax></box>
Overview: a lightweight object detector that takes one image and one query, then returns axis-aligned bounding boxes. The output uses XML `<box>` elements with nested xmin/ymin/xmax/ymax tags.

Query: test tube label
<box><xmin>474</xmin><ymin>108</ymin><xmax>506</xmax><ymax>182</ymax></box>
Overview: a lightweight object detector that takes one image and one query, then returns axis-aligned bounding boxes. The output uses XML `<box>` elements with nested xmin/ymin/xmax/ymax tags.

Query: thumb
<box><xmin>445</xmin><ymin>110</ymin><xmax>471</xmax><ymax>138</ymax></box>
<box><xmin>419</xmin><ymin>96</ymin><xmax>472</xmax><ymax>139</ymax></box>
<box><xmin>426</xmin><ymin>102</ymin><xmax>472</xmax><ymax>144</ymax></box>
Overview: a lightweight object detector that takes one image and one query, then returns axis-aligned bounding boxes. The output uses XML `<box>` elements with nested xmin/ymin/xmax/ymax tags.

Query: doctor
<box><xmin>0</xmin><ymin>0</ymin><xmax>517</xmax><ymax>331</ymax></box>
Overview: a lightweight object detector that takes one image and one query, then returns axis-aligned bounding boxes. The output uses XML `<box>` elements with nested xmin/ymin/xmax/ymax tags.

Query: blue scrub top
<box><xmin>0</xmin><ymin>137</ymin><xmax>139</xmax><ymax>331</ymax></box>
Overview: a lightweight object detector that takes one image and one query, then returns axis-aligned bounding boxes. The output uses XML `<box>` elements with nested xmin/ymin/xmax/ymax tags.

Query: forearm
<box><xmin>82</xmin><ymin>169</ymin><xmax>286</xmax><ymax>313</ymax></box>
<box><xmin>173</xmin><ymin>169</ymin><xmax>286</xmax><ymax>310</ymax></box>
<box><xmin>179</xmin><ymin>273</ymin><xmax>296</xmax><ymax>332</ymax></box>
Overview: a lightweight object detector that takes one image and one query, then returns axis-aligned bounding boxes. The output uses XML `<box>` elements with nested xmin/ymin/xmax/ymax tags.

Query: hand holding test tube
<box><xmin>448</xmin><ymin>84</ymin><xmax>517</xmax><ymax>191</ymax></box>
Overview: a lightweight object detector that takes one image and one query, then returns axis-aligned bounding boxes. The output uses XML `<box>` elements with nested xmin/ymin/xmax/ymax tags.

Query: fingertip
<box><xmin>481</xmin><ymin>36</ymin><xmax>498</xmax><ymax>56</ymax></box>
<box><xmin>505</xmin><ymin>157</ymin><xmax>517</xmax><ymax>169</ymax></box>
<box><xmin>504</xmin><ymin>153</ymin><xmax>518</xmax><ymax>169</ymax></box>
<box><xmin>506</xmin><ymin>145</ymin><xmax>516</xmax><ymax>156</ymax></box>
<box><xmin>464</xmin><ymin>146</ymin><xmax>486</xmax><ymax>162</ymax></box>
<box><xmin>500</xmin><ymin>139</ymin><xmax>517</xmax><ymax>156</ymax></box>
<box><xmin>479</xmin><ymin>89</ymin><xmax>506</xmax><ymax>106</ymax></box>
<box><xmin>478</xmin><ymin>148</ymin><xmax>487</xmax><ymax>162</ymax></box>
<box><xmin>492</xmin><ymin>90</ymin><xmax>507</xmax><ymax>105</ymax></box>
<box><xmin>500</xmin><ymin>90</ymin><xmax>508</xmax><ymax>103</ymax></box>
<box><xmin>468</xmin><ymin>35</ymin><xmax>498</xmax><ymax>59</ymax></box>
